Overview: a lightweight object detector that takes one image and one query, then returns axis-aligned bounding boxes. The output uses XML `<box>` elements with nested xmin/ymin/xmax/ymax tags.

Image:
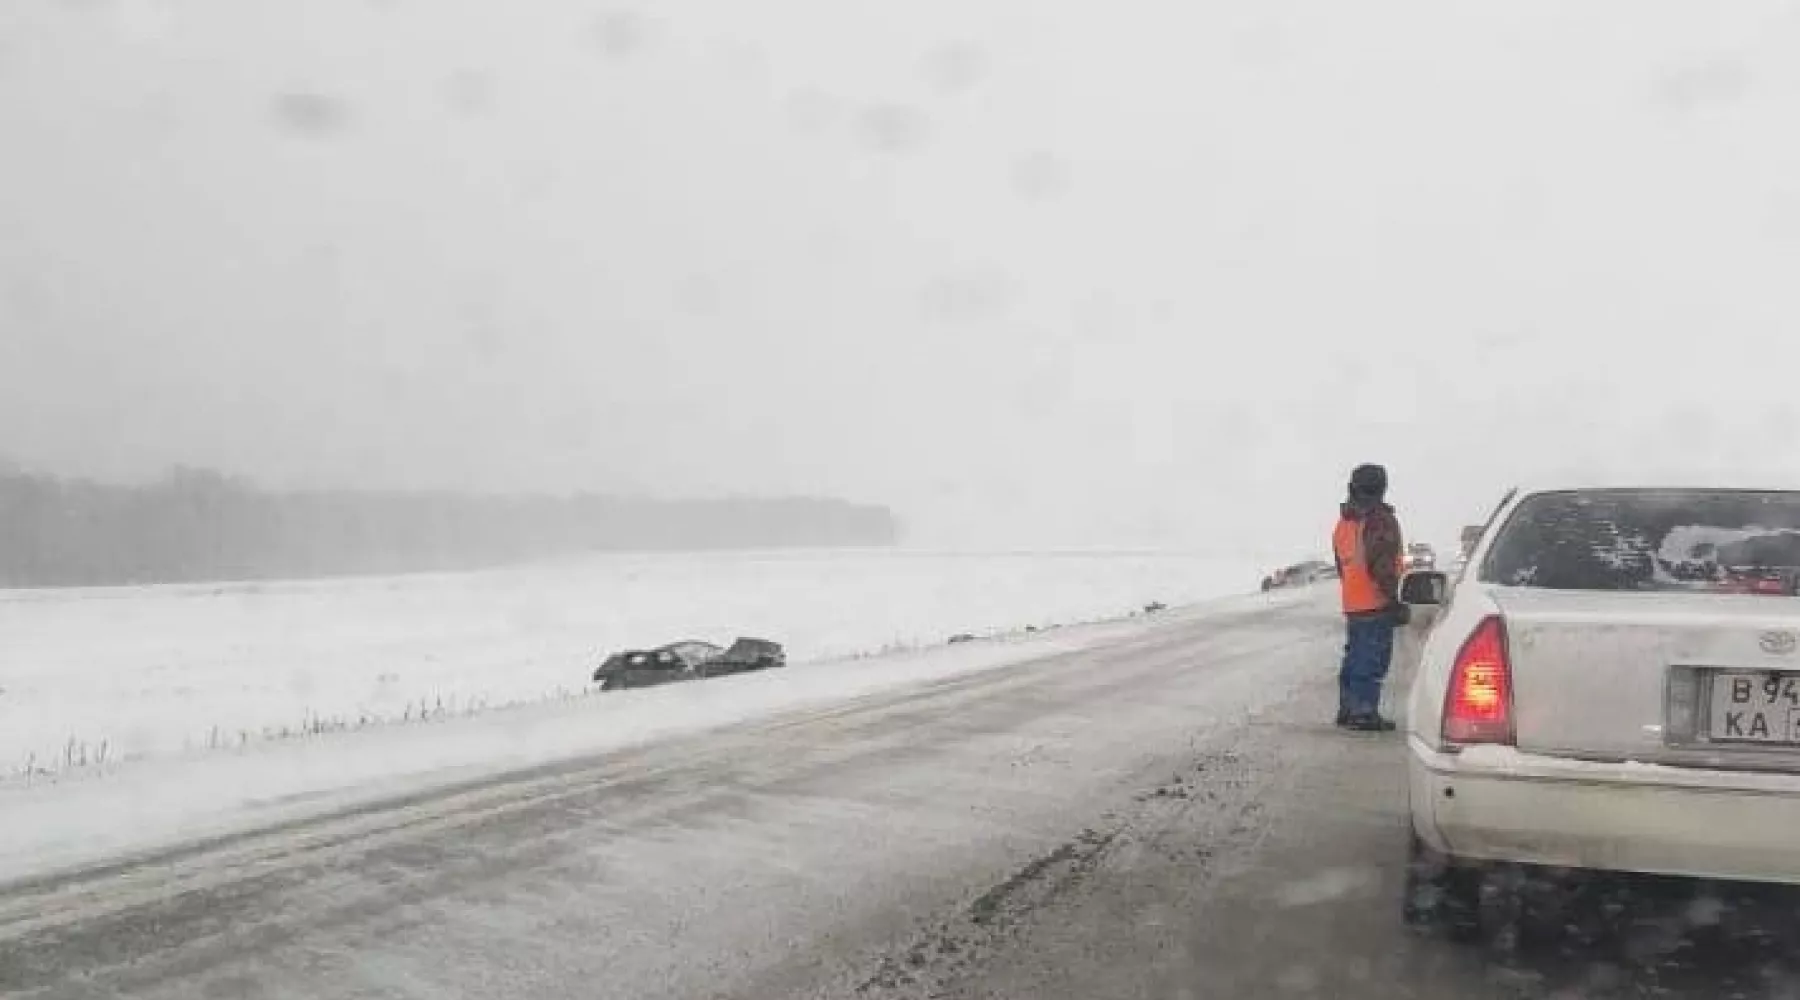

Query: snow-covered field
<box><xmin>0</xmin><ymin>549</ymin><xmax>1267</xmax><ymax>779</ymax></box>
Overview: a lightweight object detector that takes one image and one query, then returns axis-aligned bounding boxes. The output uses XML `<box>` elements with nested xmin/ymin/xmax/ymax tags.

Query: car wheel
<box><xmin>1403</xmin><ymin>829</ymin><xmax>1485</xmax><ymax>942</ymax></box>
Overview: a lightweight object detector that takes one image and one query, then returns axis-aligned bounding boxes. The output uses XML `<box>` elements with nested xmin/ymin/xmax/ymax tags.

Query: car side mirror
<box><xmin>1401</xmin><ymin>571</ymin><xmax>1449</xmax><ymax>606</ymax></box>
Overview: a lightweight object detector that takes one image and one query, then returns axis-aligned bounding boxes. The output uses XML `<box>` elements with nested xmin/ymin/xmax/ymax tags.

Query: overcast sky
<box><xmin>3</xmin><ymin>0</ymin><xmax>1799</xmax><ymax>555</ymax></box>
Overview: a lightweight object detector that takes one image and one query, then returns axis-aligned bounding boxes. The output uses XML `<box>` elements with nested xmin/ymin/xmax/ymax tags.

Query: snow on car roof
<box><xmin>1507</xmin><ymin>478</ymin><xmax>1800</xmax><ymax>498</ymax></box>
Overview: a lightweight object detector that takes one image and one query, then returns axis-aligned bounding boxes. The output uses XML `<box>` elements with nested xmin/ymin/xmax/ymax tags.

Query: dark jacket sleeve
<box><xmin>1362</xmin><ymin>509</ymin><xmax>1403</xmax><ymax>604</ymax></box>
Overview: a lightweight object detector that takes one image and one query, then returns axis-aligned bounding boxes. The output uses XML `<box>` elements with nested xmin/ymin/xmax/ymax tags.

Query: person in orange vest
<box><xmin>1332</xmin><ymin>463</ymin><xmax>1409</xmax><ymax>731</ymax></box>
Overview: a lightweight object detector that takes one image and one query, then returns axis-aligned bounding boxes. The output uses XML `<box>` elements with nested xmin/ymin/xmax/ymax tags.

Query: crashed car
<box><xmin>591</xmin><ymin>637</ymin><xmax>785</xmax><ymax>691</ymax></box>
<box><xmin>1261</xmin><ymin>559</ymin><xmax>1335</xmax><ymax>591</ymax></box>
<box><xmin>697</xmin><ymin>637</ymin><xmax>786</xmax><ymax>677</ymax></box>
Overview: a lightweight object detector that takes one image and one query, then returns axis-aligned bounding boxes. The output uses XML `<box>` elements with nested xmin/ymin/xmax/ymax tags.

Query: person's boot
<box><xmin>1334</xmin><ymin>707</ymin><xmax>1352</xmax><ymax>727</ymax></box>
<box><xmin>1344</xmin><ymin>713</ymin><xmax>1397</xmax><ymax>732</ymax></box>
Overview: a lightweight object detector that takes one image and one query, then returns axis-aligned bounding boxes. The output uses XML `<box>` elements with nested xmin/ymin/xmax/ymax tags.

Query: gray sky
<box><xmin>3</xmin><ymin>0</ymin><xmax>1800</xmax><ymax>554</ymax></box>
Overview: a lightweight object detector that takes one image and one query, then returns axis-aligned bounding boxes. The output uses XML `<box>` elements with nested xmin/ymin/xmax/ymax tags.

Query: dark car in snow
<box><xmin>696</xmin><ymin>638</ymin><xmax>786</xmax><ymax>677</ymax></box>
<box><xmin>592</xmin><ymin>637</ymin><xmax>785</xmax><ymax>691</ymax></box>
<box><xmin>1261</xmin><ymin>559</ymin><xmax>1334</xmax><ymax>592</ymax></box>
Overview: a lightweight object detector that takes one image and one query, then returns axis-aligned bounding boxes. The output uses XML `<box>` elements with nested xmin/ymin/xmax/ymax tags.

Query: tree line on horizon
<box><xmin>0</xmin><ymin>465</ymin><xmax>901</xmax><ymax>588</ymax></box>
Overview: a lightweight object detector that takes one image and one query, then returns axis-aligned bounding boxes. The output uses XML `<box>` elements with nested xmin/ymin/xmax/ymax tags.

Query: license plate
<box><xmin>1708</xmin><ymin>671</ymin><xmax>1800</xmax><ymax>744</ymax></box>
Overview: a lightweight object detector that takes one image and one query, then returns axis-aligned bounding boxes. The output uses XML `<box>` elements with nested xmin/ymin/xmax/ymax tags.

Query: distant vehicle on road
<box><xmin>1400</xmin><ymin>484</ymin><xmax>1800</xmax><ymax>940</ymax></box>
<box><xmin>1458</xmin><ymin>524</ymin><xmax>1484</xmax><ymax>560</ymax></box>
<box><xmin>1405</xmin><ymin>542</ymin><xmax>1437</xmax><ymax>571</ymax></box>
<box><xmin>593</xmin><ymin>637</ymin><xmax>786</xmax><ymax>691</ymax></box>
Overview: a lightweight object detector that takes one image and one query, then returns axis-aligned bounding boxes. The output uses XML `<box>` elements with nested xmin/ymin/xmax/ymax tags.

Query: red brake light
<box><xmin>1443</xmin><ymin>615</ymin><xmax>1514</xmax><ymax>746</ymax></box>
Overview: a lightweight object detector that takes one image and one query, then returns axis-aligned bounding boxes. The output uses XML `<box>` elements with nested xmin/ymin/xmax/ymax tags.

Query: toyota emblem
<box><xmin>1760</xmin><ymin>631</ymin><xmax>1798</xmax><ymax>655</ymax></box>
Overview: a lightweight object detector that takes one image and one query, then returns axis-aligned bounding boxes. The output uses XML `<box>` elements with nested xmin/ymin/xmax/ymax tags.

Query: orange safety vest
<box><xmin>1333</xmin><ymin>516</ymin><xmax>1404</xmax><ymax>614</ymax></box>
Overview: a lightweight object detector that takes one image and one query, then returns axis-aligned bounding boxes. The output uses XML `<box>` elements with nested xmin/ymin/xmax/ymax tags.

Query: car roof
<box><xmin>1506</xmin><ymin>478</ymin><xmax>1800</xmax><ymax>499</ymax></box>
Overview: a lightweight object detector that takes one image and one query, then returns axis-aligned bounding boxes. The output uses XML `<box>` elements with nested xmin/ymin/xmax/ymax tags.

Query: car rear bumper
<box><xmin>1408</xmin><ymin>737</ymin><xmax>1800</xmax><ymax>884</ymax></box>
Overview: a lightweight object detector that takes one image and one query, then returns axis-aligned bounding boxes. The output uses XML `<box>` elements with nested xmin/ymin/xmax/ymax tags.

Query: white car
<box><xmin>1400</xmin><ymin>484</ymin><xmax>1800</xmax><ymax>937</ymax></box>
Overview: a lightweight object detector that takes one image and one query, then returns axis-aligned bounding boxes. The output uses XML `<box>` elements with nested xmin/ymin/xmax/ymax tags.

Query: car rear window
<box><xmin>1480</xmin><ymin>489</ymin><xmax>1800</xmax><ymax>593</ymax></box>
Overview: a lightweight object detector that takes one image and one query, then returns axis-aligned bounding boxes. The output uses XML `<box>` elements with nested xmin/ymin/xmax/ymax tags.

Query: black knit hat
<box><xmin>1348</xmin><ymin>463</ymin><xmax>1388</xmax><ymax>498</ymax></box>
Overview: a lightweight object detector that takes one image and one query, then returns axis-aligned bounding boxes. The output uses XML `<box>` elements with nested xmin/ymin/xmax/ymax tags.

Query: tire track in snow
<box><xmin>842</xmin><ymin>736</ymin><xmax>1288</xmax><ymax>1000</ymax></box>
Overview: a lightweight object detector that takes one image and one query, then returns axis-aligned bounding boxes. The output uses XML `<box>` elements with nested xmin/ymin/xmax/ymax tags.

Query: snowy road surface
<box><xmin>6</xmin><ymin>595</ymin><xmax>1800</xmax><ymax>999</ymax></box>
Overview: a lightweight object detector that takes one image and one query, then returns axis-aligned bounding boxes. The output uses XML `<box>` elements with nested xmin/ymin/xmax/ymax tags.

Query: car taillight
<box><xmin>1443</xmin><ymin>615</ymin><xmax>1514</xmax><ymax>746</ymax></box>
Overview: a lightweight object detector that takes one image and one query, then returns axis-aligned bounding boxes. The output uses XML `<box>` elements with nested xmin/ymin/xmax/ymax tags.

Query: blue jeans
<box><xmin>1339</xmin><ymin>615</ymin><xmax>1395</xmax><ymax>718</ymax></box>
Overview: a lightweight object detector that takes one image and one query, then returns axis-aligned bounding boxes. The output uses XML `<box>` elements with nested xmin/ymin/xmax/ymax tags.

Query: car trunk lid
<box><xmin>1491</xmin><ymin>587</ymin><xmax>1800</xmax><ymax>768</ymax></box>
